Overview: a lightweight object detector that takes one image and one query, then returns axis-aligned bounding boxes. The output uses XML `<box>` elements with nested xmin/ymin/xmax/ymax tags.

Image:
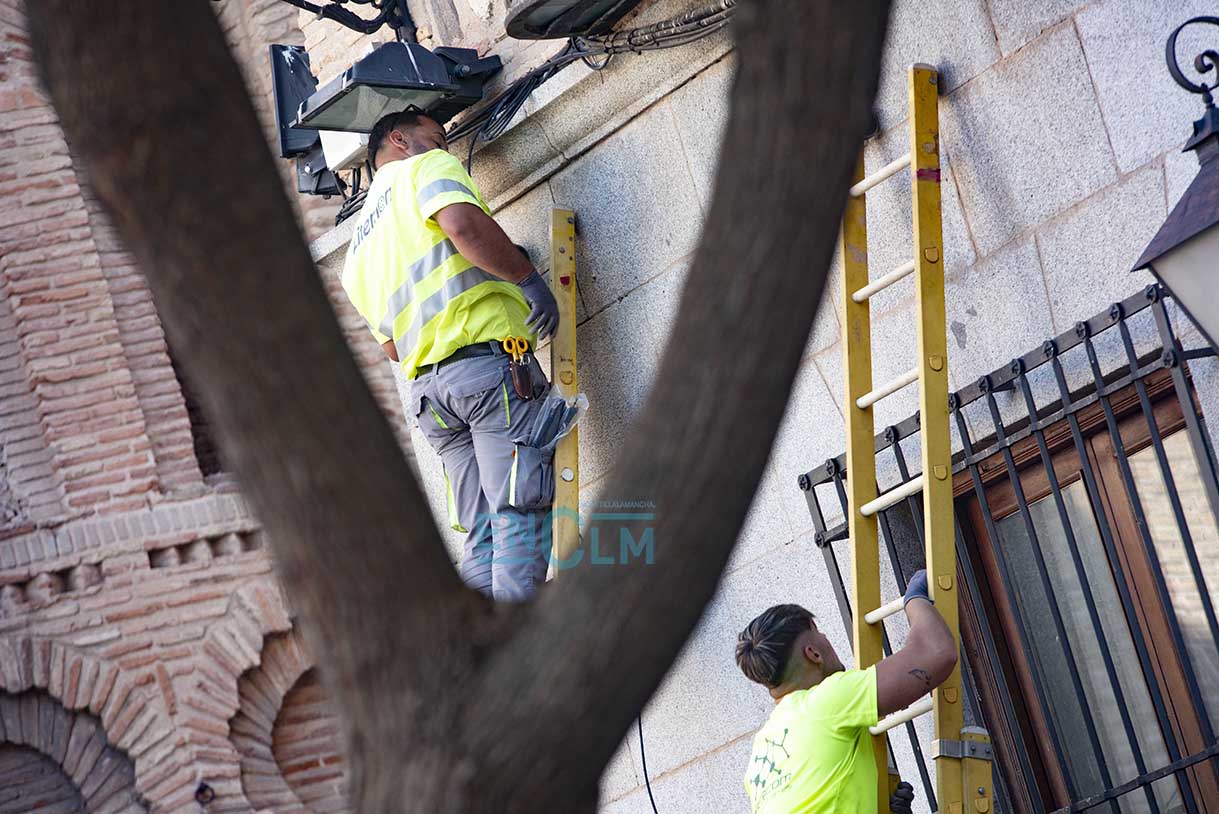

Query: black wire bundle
<box><xmin>335</xmin><ymin>0</ymin><xmax>736</xmax><ymax>222</ymax></box>
<box><xmin>447</xmin><ymin>0</ymin><xmax>736</xmax><ymax>171</ymax></box>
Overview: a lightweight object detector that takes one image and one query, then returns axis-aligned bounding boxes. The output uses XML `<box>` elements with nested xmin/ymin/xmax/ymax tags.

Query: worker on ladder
<box><xmin>340</xmin><ymin>108</ymin><xmax>560</xmax><ymax>602</ymax></box>
<box><xmin>735</xmin><ymin>570</ymin><xmax>956</xmax><ymax>813</ymax></box>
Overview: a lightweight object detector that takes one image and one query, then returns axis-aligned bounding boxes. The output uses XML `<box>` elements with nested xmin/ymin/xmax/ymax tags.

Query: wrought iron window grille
<box><xmin>799</xmin><ymin>285</ymin><xmax>1219</xmax><ymax>814</ymax></box>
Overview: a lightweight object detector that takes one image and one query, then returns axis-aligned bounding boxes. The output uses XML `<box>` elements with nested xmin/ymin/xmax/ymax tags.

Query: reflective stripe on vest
<box><xmin>394</xmin><ymin>266</ymin><xmax>498</xmax><ymax>360</ymax></box>
<box><xmin>417</xmin><ymin>178</ymin><xmax>476</xmax><ymax>211</ymax></box>
<box><xmin>377</xmin><ymin>238</ymin><xmax>461</xmax><ymax>338</ymax></box>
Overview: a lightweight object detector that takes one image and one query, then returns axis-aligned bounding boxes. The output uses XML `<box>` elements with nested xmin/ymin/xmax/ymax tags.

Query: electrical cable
<box><xmin>336</xmin><ymin>0</ymin><xmax>735</xmax><ymax>219</ymax></box>
<box><xmin>447</xmin><ymin>0</ymin><xmax>736</xmax><ymax>170</ymax></box>
<box><xmin>638</xmin><ymin>716</ymin><xmax>661</xmax><ymax>814</ymax></box>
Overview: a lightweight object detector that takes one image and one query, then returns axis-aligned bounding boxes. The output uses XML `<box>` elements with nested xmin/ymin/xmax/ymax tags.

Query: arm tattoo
<box><xmin>908</xmin><ymin>668</ymin><xmax>932</xmax><ymax>688</ymax></box>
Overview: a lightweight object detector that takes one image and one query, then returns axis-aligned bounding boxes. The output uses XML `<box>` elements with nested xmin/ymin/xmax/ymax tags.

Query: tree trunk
<box><xmin>25</xmin><ymin>0</ymin><xmax>892</xmax><ymax>810</ymax></box>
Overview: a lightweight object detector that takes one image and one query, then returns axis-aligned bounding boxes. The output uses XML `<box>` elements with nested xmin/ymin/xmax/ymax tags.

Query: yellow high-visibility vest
<box><xmin>341</xmin><ymin>149</ymin><xmax>532</xmax><ymax>379</ymax></box>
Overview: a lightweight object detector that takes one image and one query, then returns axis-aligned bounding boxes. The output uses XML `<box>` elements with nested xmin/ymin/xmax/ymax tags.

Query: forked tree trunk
<box><xmin>25</xmin><ymin>1</ymin><xmax>892</xmax><ymax>810</ymax></box>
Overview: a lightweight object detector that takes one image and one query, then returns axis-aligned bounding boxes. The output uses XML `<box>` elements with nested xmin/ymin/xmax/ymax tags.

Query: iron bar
<box><xmin>1150</xmin><ymin>295</ymin><xmax>1219</xmax><ymax>552</ymax></box>
<box><xmin>806</xmin><ymin>468</ymin><xmax>855</xmax><ymax>642</ymax></box>
<box><xmin>1013</xmin><ymin>361</ymin><xmax>1161</xmax><ymax>812</ymax></box>
<box><xmin>833</xmin><ymin>465</ymin><xmax>939</xmax><ymax>810</ymax></box>
<box><xmin>1054</xmin><ymin>741</ymin><xmax>1219</xmax><ymax>814</ymax></box>
<box><xmin>800</xmin><ymin>286</ymin><xmax>1217</xmax><ymax>492</ymax></box>
<box><xmin>952</xmin><ymin>402</ymin><xmax>1081</xmax><ymax>800</ymax></box>
<box><xmin>1045</xmin><ymin>347</ymin><xmax>1201</xmax><ymax>812</ymax></box>
<box><xmin>800</xmin><ymin>289</ymin><xmax>1219</xmax><ymax>811</ymax></box>
<box><xmin>954</xmin><ymin>518</ymin><xmax>1039</xmax><ymax>814</ymax></box>
<box><xmin>1075</xmin><ymin>326</ymin><xmax>1219</xmax><ymax>786</ymax></box>
<box><xmin>979</xmin><ymin>381</ymin><xmax>1120</xmax><ymax>809</ymax></box>
<box><xmin>873</xmin><ymin>493</ymin><xmax>938</xmax><ymax>809</ymax></box>
<box><xmin>1116</xmin><ymin>315</ymin><xmax>1219</xmax><ymax>701</ymax></box>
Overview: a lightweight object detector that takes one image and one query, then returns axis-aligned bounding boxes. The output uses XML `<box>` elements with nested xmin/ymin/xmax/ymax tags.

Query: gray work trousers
<box><xmin>411</xmin><ymin>348</ymin><xmax>553</xmax><ymax>601</ymax></box>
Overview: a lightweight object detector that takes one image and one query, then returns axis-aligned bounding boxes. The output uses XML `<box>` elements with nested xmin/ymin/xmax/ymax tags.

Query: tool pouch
<box><xmin>505</xmin><ymin>442</ymin><xmax>555</xmax><ymax>510</ymax></box>
<box><xmin>510</xmin><ymin>356</ymin><xmax>536</xmax><ymax>401</ymax></box>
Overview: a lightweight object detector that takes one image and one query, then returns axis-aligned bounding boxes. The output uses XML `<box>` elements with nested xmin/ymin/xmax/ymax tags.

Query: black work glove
<box><xmin>904</xmin><ymin>569</ymin><xmax>932</xmax><ymax>606</ymax></box>
<box><xmin>517</xmin><ymin>270</ymin><xmax>560</xmax><ymax>341</ymax></box>
<box><xmin>889</xmin><ymin>781</ymin><xmax>915</xmax><ymax>814</ymax></box>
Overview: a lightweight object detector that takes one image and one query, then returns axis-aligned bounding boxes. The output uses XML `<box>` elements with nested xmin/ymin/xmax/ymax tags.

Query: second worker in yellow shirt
<box><xmin>342</xmin><ymin>108</ymin><xmax>559</xmax><ymax>602</ymax></box>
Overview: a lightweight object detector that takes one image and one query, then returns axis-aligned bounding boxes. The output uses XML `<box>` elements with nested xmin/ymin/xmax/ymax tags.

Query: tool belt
<box><xmin>431</xmin><ymin>341</ymin><xmax>499</xmax><ymax>372</ymax></box>
<box><xmin>430</xmin><ymin>339</ymin><xmax>538</xmax><ymax>401</ymax></box>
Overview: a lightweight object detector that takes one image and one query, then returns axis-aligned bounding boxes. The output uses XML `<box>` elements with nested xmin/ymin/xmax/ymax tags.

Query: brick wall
<box><xmin>214</xmin><ymin>0</ymin><xmax>340</xmax><ymax>238</ymax></box>
<box><xmin>0</xmin><ymin>744</ymin><xmax>85</xmax><ymax>814</ymax></box>
<box><xmin>271</xmin><ymin>670</ymin><xmax>346</xmax><ymax>814</ymax></box>
<box><xmin>1</xmin><ymin>0</ymin><xmax>411</xmax><ymax>810</ymax></box>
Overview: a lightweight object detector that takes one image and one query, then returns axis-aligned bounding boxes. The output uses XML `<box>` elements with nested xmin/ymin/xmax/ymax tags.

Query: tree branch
<box><xmin>27</xmin><ymin>0</ymin><xmax>893</xmax><ymax>809</ymax></box>
<box><xmin>466</xmin><ymin>0</ymin><xmax>892</xmax><ymax>804</ymax></box>
<box><xmin>24</xmin><ymin>0</ymin><xmax>478</xmax><ymax>764</ymax></box>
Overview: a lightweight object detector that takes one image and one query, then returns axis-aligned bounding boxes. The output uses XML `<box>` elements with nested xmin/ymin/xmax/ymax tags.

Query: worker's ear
<box><xmin>803</xmin><ymin>642</ymin><xmax>823</xmax><ymax>666</ymax></box>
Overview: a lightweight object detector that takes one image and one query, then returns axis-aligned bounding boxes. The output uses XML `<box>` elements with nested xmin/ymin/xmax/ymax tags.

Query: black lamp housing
<box><xmin>269</xmin><ymin>44</ymin><xmax>340</xmax><ymax>195</ymax></box>
<box><xmin>290</xmin><ymin>42</ymin><xmax>501</xmax><ymax>133</ymax></box>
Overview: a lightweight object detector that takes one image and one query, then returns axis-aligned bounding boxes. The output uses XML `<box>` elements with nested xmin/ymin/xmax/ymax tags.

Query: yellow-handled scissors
<box><xmin>501</xmin><ymin>336</ymin><xmax>529</xmax><ymax>362</ymax></box>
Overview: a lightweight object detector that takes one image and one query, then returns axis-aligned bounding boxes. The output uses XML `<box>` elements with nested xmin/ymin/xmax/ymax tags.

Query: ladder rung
<box><xmin>849</xmin><ymin>152</ymin><xmax>911</xmax><ymax>197</ymax></box>
<box><xmin>852</xmin><ymin>259</ymin><xmax>916</xmax><ymax>303</ymax></box>
<box><xmin>860</xmin><ymin>475</ymin><xmax>925</xmax><ymax>517</ymax></box>
<box><xmin>864</xmin><ymin>597</ymin><xmax>906</xmax><ymax>625</ymax></box>
<box><xmin>856</xmin><ymin>366</ymin><xmax>919</xmax><ymax>410</ymax></box>
<box><xmin>869</xmin><ymin>695</ymin><xmax>933</xmax><ymax>735</ymax></box>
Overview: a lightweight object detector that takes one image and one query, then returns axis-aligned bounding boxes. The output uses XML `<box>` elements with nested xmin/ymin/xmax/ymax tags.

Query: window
<box><xmin>802</xmin><ymin>287</ymin><xmax>1219</xmax><ymax>814</ymax></box>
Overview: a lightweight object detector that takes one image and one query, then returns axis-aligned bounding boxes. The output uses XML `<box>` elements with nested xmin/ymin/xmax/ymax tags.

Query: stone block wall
<box><xmin>306</xmin><ymin>0</ymin><xmax>1219</xmax><ymax>811</ymax></box>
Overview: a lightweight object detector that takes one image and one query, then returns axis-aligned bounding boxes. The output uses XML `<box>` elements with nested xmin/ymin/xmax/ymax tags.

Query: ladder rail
<box><xmin>840</xmin><ymin>64</ymin><xmax>993</xmax><ymax>814</ymax></box>
<box><xmin>839</xmin><ymin>152</ymin><xmax>890</xmax><ymax>809</ymax></box>
<box><xmin>550</xmin><ymin>209</ymin><xmax>580</xmax><ymax>570</ymax></box>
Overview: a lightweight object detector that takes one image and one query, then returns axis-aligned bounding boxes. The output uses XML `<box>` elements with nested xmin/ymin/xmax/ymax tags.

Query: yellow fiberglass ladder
<box><xmin>549</xmin><ymin>208</ymin><xmax>580</xmax><ymax>569</ymax></box>
<box><xmin>839</xmin><ymin>65</ymin><xmax>994</xmax><ymax>814</ymax></box>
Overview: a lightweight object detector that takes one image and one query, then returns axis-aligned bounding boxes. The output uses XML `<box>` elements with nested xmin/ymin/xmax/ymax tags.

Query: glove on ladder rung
<box><xmin>870</xmin><ymin>696</ymin><xmax>934</xmax><ymax>735</ymax></box>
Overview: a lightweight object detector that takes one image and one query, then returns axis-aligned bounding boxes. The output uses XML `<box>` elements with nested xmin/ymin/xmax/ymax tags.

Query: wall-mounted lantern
<box><xmin>1133</xmin><ymin>16</ymin><xmax>1219</xmax><ymax>351</ymax></box>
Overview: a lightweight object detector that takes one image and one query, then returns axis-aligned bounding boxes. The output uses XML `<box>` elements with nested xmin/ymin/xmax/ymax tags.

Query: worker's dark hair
<box><xmin>736</xmin><ymin>604</ymin><xmax>816</xmax><ymax>688</ymax></box>
<box><xmin>368</xmin><ymin>107</ymin><xmax>427</xmax><ymax>168</ymax></box>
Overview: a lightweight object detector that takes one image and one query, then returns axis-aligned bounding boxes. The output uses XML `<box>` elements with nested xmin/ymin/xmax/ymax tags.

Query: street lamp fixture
<box><xmin>1133</xmin><ymin>16</ymin><xmax>1219</xmax><ymax>351</ymax></box>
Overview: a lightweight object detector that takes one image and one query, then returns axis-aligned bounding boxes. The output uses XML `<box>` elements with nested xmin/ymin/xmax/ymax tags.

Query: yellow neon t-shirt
<box><xmin>341</xmin><ymin>148</ymin><xmax>533</xmax><ymax>379</ymax></box>
<box><xmin>744</xmin><ymin>666</ymin><xmax>879</xmax><ymax>814</ymax></box>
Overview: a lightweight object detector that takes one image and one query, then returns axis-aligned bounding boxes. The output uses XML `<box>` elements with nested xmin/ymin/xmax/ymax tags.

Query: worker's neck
<box><xmin>769</xmin><ymin>667</ymin><xmax>829</xmax><ymax>702</ymax></box>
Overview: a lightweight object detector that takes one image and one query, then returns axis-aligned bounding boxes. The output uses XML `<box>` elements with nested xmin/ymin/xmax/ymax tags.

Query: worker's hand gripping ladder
<box><xmin>840</xmin><ymin>65</ymin><xmax>994</xmax><ymax>814</ymax></box>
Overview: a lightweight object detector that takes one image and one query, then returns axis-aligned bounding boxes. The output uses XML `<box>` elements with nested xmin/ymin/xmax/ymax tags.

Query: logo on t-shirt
<box><xmin>348</xmin><ymin>186</ymin><xmax>393</xmax><ymax>256</ymax></box>
<box><xmin>748</xmin><ymin>727</ymin><xmax>793</xmax><ymax>810</ymax></box>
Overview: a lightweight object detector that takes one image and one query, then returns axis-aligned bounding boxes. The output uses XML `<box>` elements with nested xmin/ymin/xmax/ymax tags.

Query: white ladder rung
<box><xmin>864</xmin><ymin>597</ymin><xmax>906</xmax><ymax>625</ymax></box>
<box><xmin>852</xmin><ymin>259</ymin><xmax>916</xmax><ymax>303</ymax></box>
<box><xmin>860</xmin><ymin>475</ymin><xmax>925</xmax><ymax>517</ymax></box>
<box><xmin>870</xmin><ymin>695</ymin><xmax>933</xmax><ymax>735</ymax></box>
<box><xmin>856</xmin><ymin>366</ymin><xmax>919</xmax><ymax>409</ymax></box>
<box><xmin>849</xmin><ymin>152</ymin><xmax>911</xmax><ymax>197</ymax></box>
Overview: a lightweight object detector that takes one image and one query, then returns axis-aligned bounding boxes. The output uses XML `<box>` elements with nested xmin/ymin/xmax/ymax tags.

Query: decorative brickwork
<box><xmin>0</xmin><ymin>690</ymin><xmax>144</xmax><ymax>814</ymax></box>
<box><xmin>0</xmin><ymin>743</ymin><xmax>84</xmax><ymax>814</ymax></box>
<box><xmin>227</xmin><ymin>629</ymin><xmax>347</xmax><ymax>814</ymax></box>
